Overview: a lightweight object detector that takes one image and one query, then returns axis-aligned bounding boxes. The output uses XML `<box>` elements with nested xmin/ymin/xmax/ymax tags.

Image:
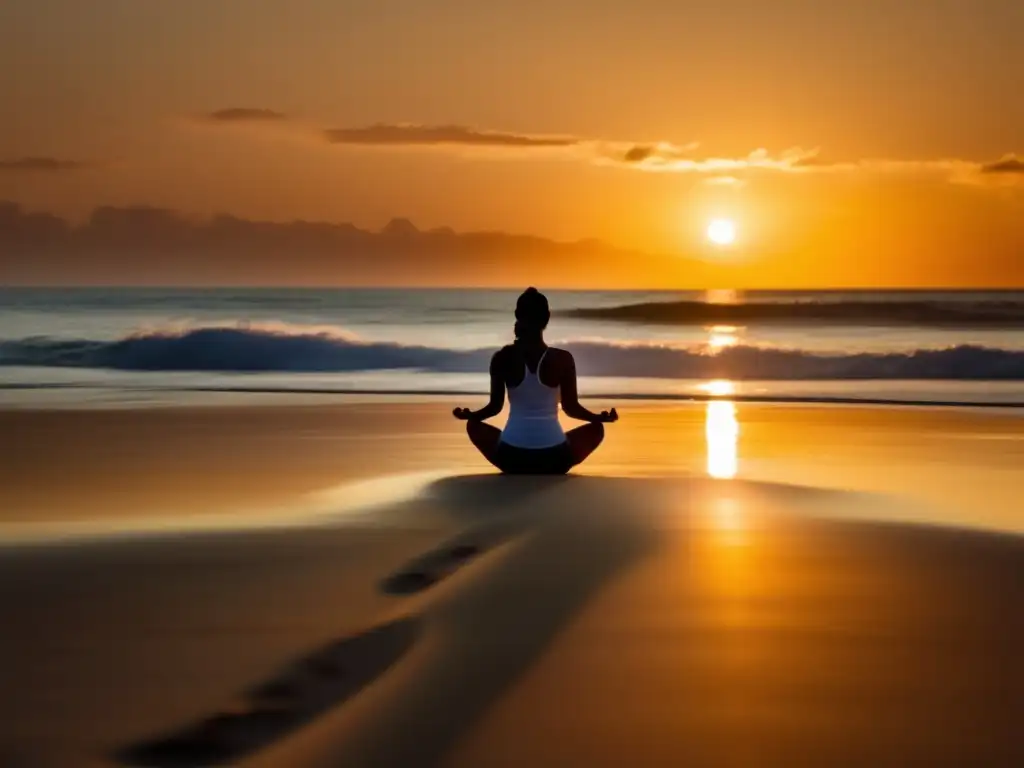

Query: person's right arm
<box><xmin>453</xmin><ymin>349</ymin><xmax>506</xmax><ymax>421</ymax></box>
<box><xmin>559</xmin><ymin>352</ymin><xmax>618</xmax><ymax>423</ymax></box>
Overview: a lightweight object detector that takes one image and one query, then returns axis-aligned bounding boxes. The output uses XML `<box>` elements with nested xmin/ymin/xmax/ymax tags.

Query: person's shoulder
<box><xmin>490</xmin><ymin>344</ymin><xmax>517</xmax><ymax>365</ymax></box>
<box><xmin>544</xmin><ymin>346</ymin><xmax>575</xmax><ymax>371</ymax></box>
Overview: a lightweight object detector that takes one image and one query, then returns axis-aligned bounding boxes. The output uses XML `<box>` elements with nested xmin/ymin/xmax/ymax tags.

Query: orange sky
<box><xmin>0</xmin><ymin>0</ymin><xmax>1021</xmax><ymax>287</ymax></box>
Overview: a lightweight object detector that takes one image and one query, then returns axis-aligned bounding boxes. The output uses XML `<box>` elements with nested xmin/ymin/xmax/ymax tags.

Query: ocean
<box><xmin>1</xmin><ymin>288</ymin><xmax>1022</xmax><ymax>407</ymax></box>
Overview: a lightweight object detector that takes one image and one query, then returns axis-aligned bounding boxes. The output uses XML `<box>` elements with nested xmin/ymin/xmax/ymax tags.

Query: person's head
<box><xmin>514</xmin><ymin>287</ymin><xmax>550</xmax><ymax>340</ymax></box>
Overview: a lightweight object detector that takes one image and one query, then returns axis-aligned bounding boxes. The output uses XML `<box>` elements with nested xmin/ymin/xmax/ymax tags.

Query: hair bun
<box><xmin>514</xmin><ymin>287</ymin><xmax>551</xmax><ymax>335</ymax></box>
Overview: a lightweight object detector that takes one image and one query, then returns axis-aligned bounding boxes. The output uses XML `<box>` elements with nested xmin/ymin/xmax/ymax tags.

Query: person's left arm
<box><xmin>559</xmin><ymin>352</ymin><xmax>618</xmax><ymax>423</ymax></box>
<box><xmin>453</xmin><ymin>351</ymin><xmax>505</xmax><ymax>421</ymax></box>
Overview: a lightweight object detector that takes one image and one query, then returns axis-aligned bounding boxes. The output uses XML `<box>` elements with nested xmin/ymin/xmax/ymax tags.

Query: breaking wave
<box><xmin>562</xmin><ymin>298</ymin><xmax>1024</xmax><ymax>327</ymax></box>
<box><xmin>2</xmin><ymin>326</ymin><xmax>1023</xmax><ymax>380</ymax></box>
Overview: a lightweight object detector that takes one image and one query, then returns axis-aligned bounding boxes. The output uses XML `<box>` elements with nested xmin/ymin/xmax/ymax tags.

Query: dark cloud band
<box><xmin>980</xmin><ymin>155</ymin><xmax>1024</xmax><ymax>175</ymax></box>
<box><xmin>324</xmin><ymin>123</ymin><xmax>578</xmax><ymax>148</ymax></box>
<box><xmin>203</xmin><ymin>108</ymin><xmax>288</xmax><ymax>122</ymax></box>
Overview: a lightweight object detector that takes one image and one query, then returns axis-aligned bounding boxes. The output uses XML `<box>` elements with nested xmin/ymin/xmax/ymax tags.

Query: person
<box><xmin>453</xmin><ymin>287</ymin><xmax>618</xmax><ymax>474</ymax></box>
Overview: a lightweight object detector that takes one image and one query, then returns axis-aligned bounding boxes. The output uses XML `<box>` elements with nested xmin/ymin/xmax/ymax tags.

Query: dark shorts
<box><xmin>493</xmin><ymin>441</ymin><xmax>573</xmax><ymax>475</ymax></box>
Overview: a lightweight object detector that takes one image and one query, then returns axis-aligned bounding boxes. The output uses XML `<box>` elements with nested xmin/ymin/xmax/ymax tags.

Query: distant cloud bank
<box><xmin>0</xmin><ymin>201</ymin><xmax>681</xmax><ymax>286</ymax></box>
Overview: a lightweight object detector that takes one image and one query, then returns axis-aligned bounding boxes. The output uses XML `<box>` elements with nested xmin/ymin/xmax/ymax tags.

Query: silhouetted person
<box><xmin>454</xmin><ymin>287</ymin><xmax>618</xmax><ymax>474</ymax></box>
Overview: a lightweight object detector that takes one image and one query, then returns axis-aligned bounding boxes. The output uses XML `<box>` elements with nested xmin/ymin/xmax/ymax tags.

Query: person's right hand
<box><xmin>452</xmin><ymin>407</ymin><xmax>472</xmax><ymax>420</ymax></box>
<box><xmin>598</xmin><ymin>408</ymin><xmax>619</xmax><ymax>423</ymax></box>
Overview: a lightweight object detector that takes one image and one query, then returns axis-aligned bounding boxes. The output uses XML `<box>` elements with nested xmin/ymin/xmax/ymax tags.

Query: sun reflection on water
<box><xmin>707</xmin><ymin>325</ymin><xmax>739</xmax><ymax>351</ymax></box>
<box><xmin>700</xmin><ymin>379</ymin><xmax>735</xmax><ymax>398</ymax></box>
<box><xmin>705</xmin><ymin>388</ymin><xmax>739</xmax><ymax>479</ymax></box>
<box><xmin>704</xmin><ymin>289</ymin><xmax>739</xmax><ymax>305</ymax></box>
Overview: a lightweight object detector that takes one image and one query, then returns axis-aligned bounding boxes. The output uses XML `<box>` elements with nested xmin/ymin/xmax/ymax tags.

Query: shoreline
<box><xmin>2</xmin><ymin>386</ymin><xmax>1024</xmax><ymax>411</ymax></box>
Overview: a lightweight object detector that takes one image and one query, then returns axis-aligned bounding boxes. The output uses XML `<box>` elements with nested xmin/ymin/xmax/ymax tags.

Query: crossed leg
<box><xmin>466</xmin><ymin>420</ymin><xmax>605</xmax><ymax>472</ymax></box>
<box><xmin>565</xmin><ymin>421</ymin><xmax>605</xmax><ymax>467</ymax></box>
<box><xmin>466</xmin><ymin>420</ymin><xmax>503</xmax><ymax>469</ymax></box>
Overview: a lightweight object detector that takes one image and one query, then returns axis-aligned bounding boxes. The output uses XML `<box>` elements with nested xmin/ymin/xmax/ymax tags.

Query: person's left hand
<box><xmin>452</xmin><ymin>407</ymin><xmax>473</xmax><ymax>420</ymax></box>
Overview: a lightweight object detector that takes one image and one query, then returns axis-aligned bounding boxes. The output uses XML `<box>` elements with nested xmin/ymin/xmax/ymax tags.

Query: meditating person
<box><xmin>453</xmin><ymin>287</ymin><xmax>618</xmax><ymax>474</ymax></box>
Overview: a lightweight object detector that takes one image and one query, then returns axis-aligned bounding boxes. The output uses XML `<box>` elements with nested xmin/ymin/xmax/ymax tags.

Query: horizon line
<box><xmin>2</xmin><ymin>284</ymin><xmax>1021</xmax><ymax>292</ymax></box>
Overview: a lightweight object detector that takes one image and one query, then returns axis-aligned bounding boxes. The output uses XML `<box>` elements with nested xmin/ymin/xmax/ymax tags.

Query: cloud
<box><xmin>613</xmin><ymin>141</ymin><xmax>700</xmax><ymax>165</ymax></box>
<box><xmin>323</xmin><ymin>123</ymin><xmax>579</xmax><ymax>148</ymax></box>
<box><xmin>602</xmin><ymin>145</ymin><xmax>821</xmax><ymax>174</ymax></box>
<box><xmin>0</xmin><ymin>157</ymin><xmax>86</xmax><ymax>172</ymax></box>
<box><xmin>980</xmin><ymin>154</ymin><xmax>1024</xmax><ymax>175</ymax></box>
<box><xmin>202</xmin><ymin>108</ymin><xmax>288</xmax><ymax>123</ymax></box>
<box><xmin>622</xmin><ymin>145</ymin><xmax>655</xmax><ymax>163</ymax></box>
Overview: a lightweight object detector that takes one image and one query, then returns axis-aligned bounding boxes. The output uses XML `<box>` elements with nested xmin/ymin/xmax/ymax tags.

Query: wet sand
<box><xmin>0</xmin><ymin>401</ymin><xmax>1021</xmax><ymax>766</ymax></box>
<box><xmin>2</xmin><ymin>401</ymin><xmax>1021</xmax><ymax>532</ymax></box>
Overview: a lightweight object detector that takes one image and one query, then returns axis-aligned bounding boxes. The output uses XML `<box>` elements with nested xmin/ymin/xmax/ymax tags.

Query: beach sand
<box><xmin>0</xmin><ymin>400</ymin><xmax>1021</xmax><ymax>766</ymax></box>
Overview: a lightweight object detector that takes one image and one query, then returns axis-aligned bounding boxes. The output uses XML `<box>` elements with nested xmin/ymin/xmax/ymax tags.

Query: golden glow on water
<box><xmin>707</xmin><ymin>325</ymin><xmax>739</xmax><ymax>350</ymax></box>
<box><xmin>705</xmin><ymin>397</ymin><xmax>739</xmax><ymax>479</ymax></box>
<box><xmin>704</xmin><ymin>289</ymin><xmax>739</xmax><ymax>305</ymax></box>
<box><xmin>700</xmin><ymin>379</ymin><xmax>736</xmax><ymax>398</ymax></box>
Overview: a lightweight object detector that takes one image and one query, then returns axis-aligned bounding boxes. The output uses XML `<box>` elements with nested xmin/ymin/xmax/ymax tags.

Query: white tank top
<box><xmin>500</xmin><ymin>349</ymin><xmax>566</xmax><ymax>449</ymax></box>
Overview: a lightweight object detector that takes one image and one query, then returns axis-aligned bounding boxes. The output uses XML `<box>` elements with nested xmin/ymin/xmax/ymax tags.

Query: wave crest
<box><xmin>2</xmin><ymin>325</ymin><xmax>1023</xmax><ymax>380</ymax></box>
<box><xmin>562</xmin><ymin>299</ymin><xmax>1024</xmax><ymax>327</ymax></box>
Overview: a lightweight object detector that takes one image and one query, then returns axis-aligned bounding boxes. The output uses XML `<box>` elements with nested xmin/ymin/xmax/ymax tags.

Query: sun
<box><xmin>707</xmin><ymin>218</ymin><xmax>737</xmax><ymax>246</ymax></box>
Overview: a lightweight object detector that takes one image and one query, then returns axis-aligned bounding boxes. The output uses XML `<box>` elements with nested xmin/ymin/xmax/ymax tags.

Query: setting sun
<box><xmin>707</xmin><ymin>219</ymin><xmax>737</xmax><ymax>246</ymax></box>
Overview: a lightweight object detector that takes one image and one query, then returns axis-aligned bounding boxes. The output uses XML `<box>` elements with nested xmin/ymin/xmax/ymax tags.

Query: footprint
<box><xmin>379</xmin><ymin>530</ymin><xmax>513</xmax><ymax>597</ymax></box>
<box><xmin>116</xmin><ymin>616</ymin><xmax>419</xmax><ymax>767</ymax></box>
<box><xmin>448</xmin><ymin>544</ymin><xmax>480</xmax><ymax>560</ymax></box>
<box><xmin>380</xmin><ymin>547</ymin><xmax>482</xmax><ymax>596</ymax></box>
<box><xmin>382</xmin><ymin>570</ymin><xmax>440</xmax><ymax>595</ymax></box>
